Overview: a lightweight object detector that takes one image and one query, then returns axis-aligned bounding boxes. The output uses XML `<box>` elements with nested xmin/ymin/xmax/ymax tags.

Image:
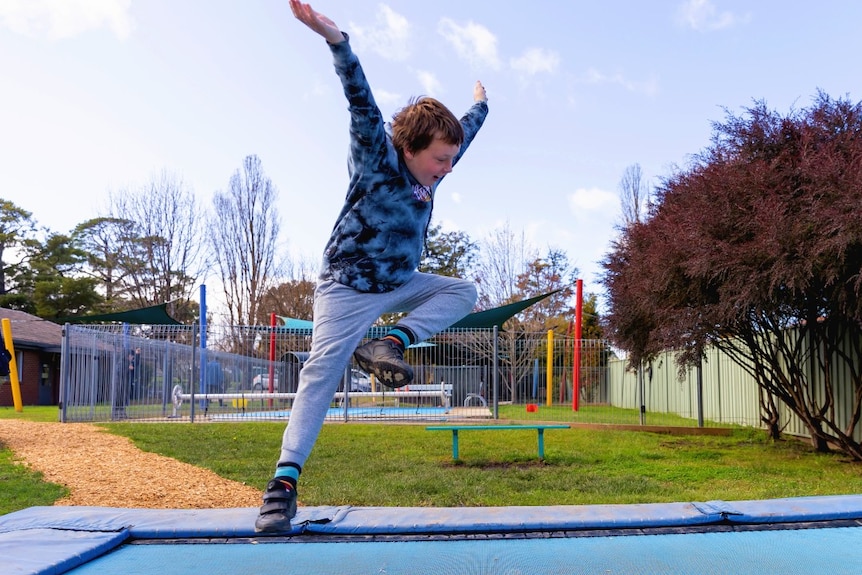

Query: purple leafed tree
<box><xmin>602</xmin><ymin>91</ymin><xmax>862</xmax><ymax>458</ymax></box>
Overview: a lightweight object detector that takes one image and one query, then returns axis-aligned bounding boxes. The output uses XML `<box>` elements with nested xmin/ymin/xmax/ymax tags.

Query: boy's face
<box><xmin>403</xmin><ymin>134</ymin><xmax>460</xmax><ymax>188</ymax></box>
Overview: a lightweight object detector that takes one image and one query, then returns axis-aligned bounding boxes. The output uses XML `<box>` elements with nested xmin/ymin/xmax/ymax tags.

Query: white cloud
<box><xmin>415</xmin><ymin>70</ymin><xmax>442</xmax><ymax>97</ymax></box>
<box><xmin>675</xmin><ymin>0</ymin><xmax>743</xmax><ymax>31</ymax></box>
<box><xmin>568</xmin><ymin>187</ymin><xmax>618</xmax><ymax>215</ymax></box>
<box><xmin>584</xmin><ymin>68</ymin><xmax>659</xmax><ymax>97</ymax></box>
<box><xmin>510</xmin><ymin>47</ymin><xmax>560</xmax><ymax>76</ymax></box>
<box><xmin>348</xmin><ymin>4</ymin><xmax>411</xmax><ymax>61</ymax></box>
<box><xmin>373</xmin><ymin>88</ymin><xmax>403</xmax><ymax>109</ymax></box>
<box><xmin>0</xmin><ymin>0</ymin><xmax>133</xmax><ymax>40</ymax></box>
<box><xmin>438</xmin><ymin>17</ymin><xmax>501</xmax><ymax>70</ymax></box>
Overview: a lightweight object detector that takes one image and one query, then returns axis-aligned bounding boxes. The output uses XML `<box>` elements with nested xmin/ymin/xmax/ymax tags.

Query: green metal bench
<box><xmin>426</xmin><ymin>424</ymin><xmax>570</xmax><ymax>461</ymax></box>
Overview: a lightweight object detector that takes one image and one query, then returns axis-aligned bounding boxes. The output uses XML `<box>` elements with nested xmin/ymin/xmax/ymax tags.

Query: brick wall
<box><xmin>0</xmin><ymin>350</ymin><xmax>53</xmax><ymax>407</ymax></box>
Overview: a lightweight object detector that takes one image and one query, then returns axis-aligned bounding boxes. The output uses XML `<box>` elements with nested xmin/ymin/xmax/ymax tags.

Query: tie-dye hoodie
<box><xmin>321</xmin><ymin>39</ymin><xmax>489</xmax><ymax>293</ymax></box>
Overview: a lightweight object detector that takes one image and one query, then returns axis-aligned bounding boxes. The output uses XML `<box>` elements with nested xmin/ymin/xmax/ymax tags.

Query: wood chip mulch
<box><xmin>0</xmin><ymin>420</ymin><xmax>262</xmax><ymax>509</ymax></box>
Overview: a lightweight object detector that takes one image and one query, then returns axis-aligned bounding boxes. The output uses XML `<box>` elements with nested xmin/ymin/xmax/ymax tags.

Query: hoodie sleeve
<box><xmin>329</xmin><ymin>37</ymin><xmax>388</xmax><ymax>193</ymax></box>
<box><xmin>452</xmin><ymin>100</ymin><xmax>489</xmax><ymax>169</ymax></box>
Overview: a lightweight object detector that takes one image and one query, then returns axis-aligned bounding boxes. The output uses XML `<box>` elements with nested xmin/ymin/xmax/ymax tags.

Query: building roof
<box><xmin>0</xmin><ymin>308</ymin><xmax>62</xmax><ymax>352</ymax></box>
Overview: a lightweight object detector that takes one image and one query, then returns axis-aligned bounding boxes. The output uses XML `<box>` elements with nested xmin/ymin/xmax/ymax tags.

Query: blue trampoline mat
<box><xmin>4</xmin><ymin>495</ymin><xmax>862</xmax><ymax>574</ymax></box>
<box><xmin>64</xmin><ymin>527</ymin><xmax>862</xmax><ymax>575</ymax></box>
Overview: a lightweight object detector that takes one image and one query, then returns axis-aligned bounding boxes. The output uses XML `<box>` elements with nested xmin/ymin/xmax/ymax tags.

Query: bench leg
<box><xmin>537</xmin><ymin>429</ymin><xmax>545</xmax><ymax>459</ymax></box>
<box><xmin>451</xmin><ymin>429</ymin><xmax>459</xmax><ymax>460</ymax></box>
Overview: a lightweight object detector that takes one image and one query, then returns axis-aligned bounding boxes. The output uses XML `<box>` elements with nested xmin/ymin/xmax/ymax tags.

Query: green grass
<box><xmin>495</xmin><ymin>403</ymin><xmax>720</xmax><ymax>426</ymax></box>
<box><xmin>4</xmin><ymin>406</ymin><xmax>862</xmax><ymax>515</ymax></box>
<box><xmin>0</xmin><ymin>406</ymin><xmax>61</xmax><ymax>422</ymax></box>
<box><xmin>98</xmin><ymin>422</ymin><xmax>862</xmax><ymax>507</ymax></box>
<box><xmin>0</xmin><ymin>407</ymin><xmax>68</xmax><ymax>515</ymax></box>
<box><xmin>0</xmin><ymin>448</ymin><xmax>68</xmax><ymax>515</ymax></box>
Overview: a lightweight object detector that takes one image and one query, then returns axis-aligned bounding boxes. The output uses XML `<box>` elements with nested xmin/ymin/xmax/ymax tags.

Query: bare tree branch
<box><xmin>209</xmin><ymin>155</ymin><xmax>283</xmax><ymax>326</ymax></box>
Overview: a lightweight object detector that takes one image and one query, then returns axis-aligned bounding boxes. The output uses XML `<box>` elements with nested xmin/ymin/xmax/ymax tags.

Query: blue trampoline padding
<box><xmin>0</xmin><ymin>501</ymin><xmax>721</xmax><ymax>540</ymax></box>
<box><xmin>718</xmin><ymin>495</ymin><xmax>862</xmax><ymax>523</ymax></box>
<box><xmin>0</xmin><ymin>527</ymin><xmax>127</xmax><ymax>575</ymax></box>
<box><xmin>313</xmin><ymin>501</ymin><xmax>723</xmax><ymax>534</ymax></box>
<box><xmin>4</xmin><ymin>495</ymin><xmax>862</xmax><ymax>575</ymax></box>
<box><xmin>0</xmin><ymin>505</ymin><xmax>336</xmax><ymax>539</ymax></box>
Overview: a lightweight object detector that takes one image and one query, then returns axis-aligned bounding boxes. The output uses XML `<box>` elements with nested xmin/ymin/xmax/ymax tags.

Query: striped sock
<box><xmin>385</xmin><ymin>327</ymin><xmax>415</xmax><ymax>349</ymax></box>
<box><xmin>383</xmin><ymin>334</ymin><xmax>406</xmax><ymax>350</ymax></box>
<box><xmin>274</xmin><ymin>463</ymin><xmax>301</xmax><ymax>489</ymax></box>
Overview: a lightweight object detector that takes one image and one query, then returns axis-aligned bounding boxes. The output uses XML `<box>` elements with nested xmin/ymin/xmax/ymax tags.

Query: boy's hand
<box><xmin>474</xmin><ymin>81</ymin><xmax>487</xmax><ymax>103</ymax></box>
<box><xmin>290</xmin><ymin>0</ymin><xmax>345</xmax><ymax>44</ymax></box>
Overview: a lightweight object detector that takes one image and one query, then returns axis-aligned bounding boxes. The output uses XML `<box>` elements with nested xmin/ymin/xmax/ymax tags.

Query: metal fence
<box><xmin>58</xmin><ymin>321</ymin><xmax>862</xmax><ymax>438</ymax></box>
<box><xmin>608</xmin><ymin>351</ymin><xmax>761</xmax><ymax>428</ymax></box>
<box><xmin>608</xmin><ymin>331</ymin><xmax>862</xmax><ymax>441</ymax></box>
<box><xmin>59</xmin><ymin>323</ymin><xmax>621</xmax><ymax>425</ymax></box>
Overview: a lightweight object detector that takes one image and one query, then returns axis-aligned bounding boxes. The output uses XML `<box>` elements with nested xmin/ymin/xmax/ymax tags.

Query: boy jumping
<box><xmin>255</xmin><ymin>0</ymin><xmax>489</xmax><ymax>532</ymax></box>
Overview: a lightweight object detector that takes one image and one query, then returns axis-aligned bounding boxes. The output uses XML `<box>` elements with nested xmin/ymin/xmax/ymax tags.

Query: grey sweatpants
<box><xmin>277</xmin><ymin>272</ymin><xmax>477</xmax><ymax>469</ymax></box>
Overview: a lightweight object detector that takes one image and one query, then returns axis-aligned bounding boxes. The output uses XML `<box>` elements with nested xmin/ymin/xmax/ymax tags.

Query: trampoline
<box><xmin>4</xmin><ymin>495</ymin><xmax>862</xmax><ymax>574</ymax></box>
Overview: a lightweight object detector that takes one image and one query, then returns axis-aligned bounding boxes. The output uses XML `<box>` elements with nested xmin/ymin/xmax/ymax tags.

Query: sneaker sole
<box><xmin>354</xmin><ymin>357</ymin><xmax>413</xmax><ymax>388</ymax></box>
<box><xmin>254</xmin><ymin>513</ymin><xmax>293</xmax><ymax>533</ymax></box>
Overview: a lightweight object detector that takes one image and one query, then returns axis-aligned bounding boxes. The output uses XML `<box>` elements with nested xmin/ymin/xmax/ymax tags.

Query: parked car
<box><xmin>349</xmin><ymin>369</ymin><xmax>371</xmax><ymax>392</ymax></box>
<box><xmin>251</xmin><ymin>373</ymin><xmax>278</xmax><ymax>392</ymax></box>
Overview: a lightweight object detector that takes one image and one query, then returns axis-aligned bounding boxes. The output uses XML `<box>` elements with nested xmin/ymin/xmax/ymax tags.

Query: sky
<box><xmin>2</xmin><ymin>0</ymin><xmax>862</xmax><ymax>310</ymax></box>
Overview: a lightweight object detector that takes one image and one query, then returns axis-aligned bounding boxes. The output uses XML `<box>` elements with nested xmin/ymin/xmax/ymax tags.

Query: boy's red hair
<box><xmin>391</xmin><ymin>97</ymin><xmax>464</xmax><ymax>155</ymax></box>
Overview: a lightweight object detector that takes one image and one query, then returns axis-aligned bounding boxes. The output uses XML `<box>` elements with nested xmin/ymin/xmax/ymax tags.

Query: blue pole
<box><xmin>532</xmin><ymin>358</ymin><xmax>539</xmax><ymax>399</ymax></box>
<box><xmin>198</xmin><ymin>285</ymin><xmax>207</xmax><ymax>410</ymax></box>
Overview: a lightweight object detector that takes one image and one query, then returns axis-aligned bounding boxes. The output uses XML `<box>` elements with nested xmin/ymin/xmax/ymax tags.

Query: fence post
<box><xmin>573</xmin><ymin>278</ymin><xmax>583</xmax><ymax>411</ymax></box>
<box><xmin>546</xmin><ymin>330</ymin><xmax>553</xmax><ymax>407</ymax></box>
<box><xmin>59</xmin><ymin>324</ymin><xmax>71</xmax><ymax>422</ymax></box>
<box><xmin>638</xmin><ymin>360</ymin><xmax>646</xmax><ymax>425</ymax></box>
<box><xmin>492</xmin><ymin>326</ymin><xmax>499</xmax><ymax>419</ymax></box>
<box><xmin>696</xmin><ymin>358</ymin><xmax>704</xmax><ymax>427</ymax></box>
<box><xmin>198</xmin><ymin>286</ymin><xmax>209</xmax><ymax>412</ymax></box>
<box><xmin>268</xmin><ymin>313</ymin><xmax>276</xmax><ymax>408</ymax></box>
<box><xmin>190</xmin><ymin>322</ymin><xmax>198</xmax><ymax>423</ymax></box>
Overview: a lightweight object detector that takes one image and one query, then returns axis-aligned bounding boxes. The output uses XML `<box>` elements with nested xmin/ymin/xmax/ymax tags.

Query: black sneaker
<box><xmin>353</xmin><ymin>338</ymin><xmax>414</xmax><ymax>388</ymax></box>
<box><xmin>254</xmin><ymin>478</ymin><xmax>297</xmax><ymax>533</ymax></box>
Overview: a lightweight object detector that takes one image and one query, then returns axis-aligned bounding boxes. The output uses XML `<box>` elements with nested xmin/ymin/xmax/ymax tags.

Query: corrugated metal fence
<box><xmin>608</xmin><ymin>348</ymin><xmax>763</xmax><ymax>428</ymax></box>
<box><xmin>607</xmin><ymin>338</ymin><xmax>862</xmax><ymax>440</ymax></box>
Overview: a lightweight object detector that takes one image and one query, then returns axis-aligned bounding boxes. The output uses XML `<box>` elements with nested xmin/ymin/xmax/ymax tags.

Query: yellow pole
<box><xmin>546</xmin><ymin>329</ymin><xmax>553</xmax><ymax>407</ymax></box>
<box><xmin>2</xmin><ymin>318</ymin><xmax>23</xmax><ymax>412</ymax></box>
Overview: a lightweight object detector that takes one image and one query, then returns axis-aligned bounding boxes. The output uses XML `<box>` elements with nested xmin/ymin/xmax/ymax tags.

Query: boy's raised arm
<box><xmin>290</xmin><ymin>0</ymin><xmax>345</xmax><ymax>44</ymax></box>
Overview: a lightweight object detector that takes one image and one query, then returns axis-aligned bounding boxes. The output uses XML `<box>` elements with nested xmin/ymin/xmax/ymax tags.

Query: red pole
<box><xmin>567</xmin><ymin>319</ymin><xmax>575</xmax><ymax>407</ymax></box>
<box><xmin>268</xmin><ymin>313</ymin><xmax>277</xmax><ymax>406</ymax></box>
<box><xmin>573</xmin><ymin>279</ymin><xmax>583</xmax><ymax>411</ymax></box>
